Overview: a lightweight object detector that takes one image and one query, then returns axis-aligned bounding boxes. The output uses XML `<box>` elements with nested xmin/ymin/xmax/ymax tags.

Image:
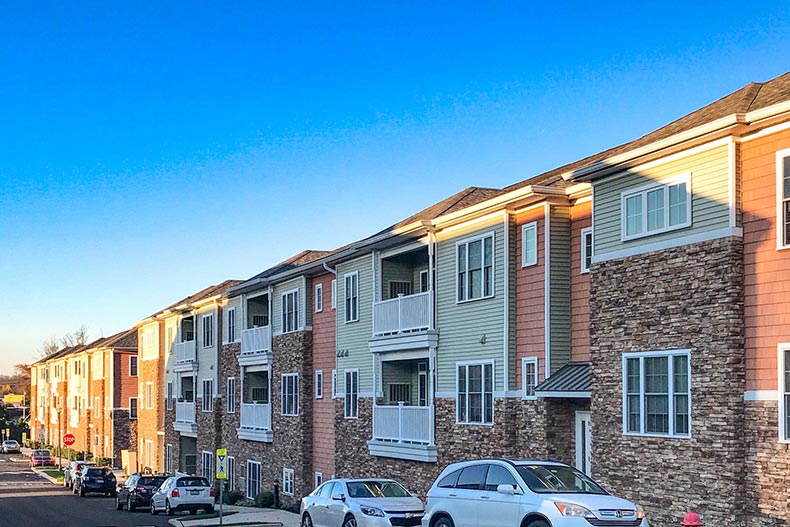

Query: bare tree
<box><xmin>38</xmin><ymin>336</ymin><xmax>60</xmax><ymax>358</ymax></box>
<box><xmin>61</xmin><ymin>324</ymin><xmax>88</xmax><ymax>347</ymax></box>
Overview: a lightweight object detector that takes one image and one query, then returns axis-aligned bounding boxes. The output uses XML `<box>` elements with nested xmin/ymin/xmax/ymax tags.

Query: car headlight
<box><xmin>360</xmin><ymin>506</ymin><xmax>385</xmax><ymax>517</ymax></box>
<box><xmin>554</xmin><ymin>502</ymin><xmax>595</xmax><ymax>518</ymax></box>
<box><xmin>636</xmin><ymin>504</ymin><xmax>646</xmax><ymax>519</ymax></box>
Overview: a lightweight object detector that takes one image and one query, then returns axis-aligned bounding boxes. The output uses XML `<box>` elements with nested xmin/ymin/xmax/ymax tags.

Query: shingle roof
<box><xmin>145</xmin><ymin>279</ymin><xmax>244</xmax><ymax>319</ymax></box>
<box><xmin>534</xmin><ymin>362</ymin><xmax>590</xmax><ymax>395</ymax></box>
<box><xmin>247</xmin><ymin>250</ymin><xmax>335</xmax><ymax>281</ymax></box>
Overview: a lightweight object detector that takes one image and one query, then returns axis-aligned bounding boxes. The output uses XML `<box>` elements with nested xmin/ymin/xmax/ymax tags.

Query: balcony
<box><xmin>70</xmin><ymin>375</ymin><xmax>81</xmax><ymax>388</ymax></box>
<box><xmin>174</xmin><ymin>401</ymin><xmax>197</xmax><ymax>434</ymax></box>
<box><xmin>237</xmin><ymin>402</ymin><xmax>272</xmax><ymax>442</ymax></box>
<box><xmin>369</xmin><ymin>403</ymin><xmax>436</xmax><ymax>462</ymax></box>
<box><xmin>240</xmin><ymin>326</ymin><xmax>272</xmax><ymax>363</ymax></box>
<box><xmin>175</xmin><ymin>340</ymin><xmax>196</xmax><ymax>363</ymax></box>
<box><xmin>370</xmin><ymin>292</ymin><xmax>437</xmax><ymax>353</ymax></box>
<box><xmin>69</xmin><ymin>409</ymin><xmax>79</xmax><ymax>427</ymax></box>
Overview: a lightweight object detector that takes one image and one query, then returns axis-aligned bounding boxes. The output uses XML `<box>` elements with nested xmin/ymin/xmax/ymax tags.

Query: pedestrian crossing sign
<box><xmin>216</xmin><ymin>448</ymin><xmax>227</xmax><ymax>479</ymax></box>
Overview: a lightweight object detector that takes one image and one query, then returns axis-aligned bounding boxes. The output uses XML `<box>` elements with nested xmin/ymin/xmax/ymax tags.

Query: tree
<box><xmin>38</xmin><ymin>336</ymin><xmax>60</xmax><ymax>358</ymax></box>
<box><xmin>37</xmin><ymin>325</ymin><xmax>89</xmax><ymax>358</ymax></box>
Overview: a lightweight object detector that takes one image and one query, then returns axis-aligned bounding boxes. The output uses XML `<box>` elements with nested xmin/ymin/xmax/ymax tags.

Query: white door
<box><xmin>575</xmin><ymin>411</ymin><xmax>592</xmax><ymax>476</ymax></box>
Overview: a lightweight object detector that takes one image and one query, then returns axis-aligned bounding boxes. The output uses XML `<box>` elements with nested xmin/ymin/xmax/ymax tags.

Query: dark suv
<box><xmin>76</xmin><ymin>467</ymin><xmax>117</xmax><ymax>497</ymax></box>
<box><xmin>116</xmin><ymin>474</ymin><xmax>168</xmax><ymax>511</ymax></box>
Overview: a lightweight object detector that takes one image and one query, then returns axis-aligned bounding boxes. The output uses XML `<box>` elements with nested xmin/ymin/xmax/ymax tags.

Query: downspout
<box><xmin>502</xmin><ymin>210</ymin><xmax>509</xmax><ymax>393</ymax></box>
<box><xmin>322</xmin><ymin>262</ymin><xmax>337</xmax><ymax>275</ymax></box>
<box><xmin>544</xmin><ymin>202</ymin><xmax>551</xmax><ymax>380</ymax></box>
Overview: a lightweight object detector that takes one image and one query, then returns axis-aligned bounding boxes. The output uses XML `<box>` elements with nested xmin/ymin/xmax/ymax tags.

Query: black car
<box><xmin>116</xmin><ymin>474</ymin><xmax>168</xmax><ymax>512</ymax></box>
<box><xmin>64</xmin><ymin>461</ymin><xmax>97</xmax><ymax>489</ymax></box>
<box><xmin>76</xmin><ymin>467</ymin><xmax>117</xmax><ymax>497</ymax></box>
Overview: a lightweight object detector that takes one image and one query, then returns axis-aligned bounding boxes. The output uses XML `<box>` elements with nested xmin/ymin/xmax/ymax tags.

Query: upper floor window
<box><xmin>281</xmin><ymin>373</ymin><xmax>299</xmax><ymax>416</ymax></box>
<box><xmin>202</xmin><ymin>379</ymin><xmax>214</xmax><ymax>412</ymax></box>
<box><xmin>227</xmin><ymin>308</ymin><xmax>236</xmax><ymax>343</ymax></box>
<box><xmin>315</xmin><ymin>284</ymin><xmax>323</xmax><ymax>313</ymax></box>
<box><xmin>457</xmin><ymin>233</ymin><xmax>494</xmax><ymax>302</ymax></box>
<box><xmin>522</xmin><ymin>357</ymin><xmax>538</xmax><ymax>399</ymax></box>
<box><xmin>129</xmin><ymin>356</ymin><xmax>138</xmax><ymax>377</ymax></box>
<box><xmin>315</xmin><ymin>370</ymin><xmax>323</xmax><ymax>399</ymax></box>
<box><xmin>344</xmin><ymin>273</ymin><xmax>358</xmax><ymax>323</ymax></box>
<box><xmin>778</xmin><ymin>150</ymin><xmax>790</xmax><ymax>249</ymax></box>
<box><xmin>580</xmin><ymin>227</ymin><xmax>593</xmax><ymax>274</ymax></box>
<box><xmin>202</xmin><ymin>314</ymin><xmax>214</xmax><ymax>348</ymax></box>
<box><xmin>331</xmin><ymin>279</ymin><xmax>337</xmax><ymax>309</ymax></box>
<box><xmin>621</xmin><ymin>174</ymin><xmax>691</xmax><ymax>240</ymax></box>
<box><xmin>624</xmin><ymin>350</ymin><xmax>690</xmax><ymax>438</ymax></box>
<box><xmin>344</xmin><ymin>369</ymin><xmax>358</xmax><ymax>418</ymax></box>
<box><xmin>282</xmin><ymin>290</ymin><xmax>299</xmax><ymax>333</ymax></box>
<box><xmin>521</xmin><ymin>222</ymin><xmax>538</xmax><ymax>267</ymax></box>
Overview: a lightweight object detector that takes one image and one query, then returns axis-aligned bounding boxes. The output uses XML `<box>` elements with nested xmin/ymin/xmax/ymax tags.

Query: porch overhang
<box><xmin>535</xmin><ymin>362</ymin><xmax>591</xmax><ymax>399</ymax></box>
<box><xmin>369</xmin><ymin>330</ymin><xmax>438</xmax><ymax>354</ymax></box>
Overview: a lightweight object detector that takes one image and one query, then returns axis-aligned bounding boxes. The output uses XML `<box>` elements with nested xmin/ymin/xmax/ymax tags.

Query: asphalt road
<box><xmin>0</xmin><ymin>453</ymin><xmax>174</xmax><ymax>527</ymax></box>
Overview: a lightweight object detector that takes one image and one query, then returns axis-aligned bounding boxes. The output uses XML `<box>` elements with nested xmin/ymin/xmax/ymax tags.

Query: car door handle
<box><xmin>448</xmin><ymin>493</ymin><xmax>457</xmax><ymax>497</ymax></box>
<box><xmin>480</xmin><ymin>495</ymin><xmax>490</xmax><ymax>499</ymax></box>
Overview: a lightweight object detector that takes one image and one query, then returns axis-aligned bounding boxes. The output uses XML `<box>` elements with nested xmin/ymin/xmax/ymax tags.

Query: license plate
<box><xmin>189</xmin><ymin>490</ymin><xmax>200</xmax><ymax>495</ymax></box>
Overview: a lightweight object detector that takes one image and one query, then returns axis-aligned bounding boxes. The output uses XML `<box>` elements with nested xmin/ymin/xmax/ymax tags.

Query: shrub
<box><xmin>253</xmin><ymin>491</ymin><xmax>274</xmax><ymax>508</ymax></box>
<box><xmin>223</xmin><ymin>489</ymin><xmax>244</xmax><ymax>505</ymax></box>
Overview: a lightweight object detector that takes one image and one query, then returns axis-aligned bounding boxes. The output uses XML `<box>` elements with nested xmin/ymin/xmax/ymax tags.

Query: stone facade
<box><xmin>744</xmin><ymin>401</ymin><xmax>790</xmax><ymax>526</ymax></box>
<box><xmin>112</xmin><ymin>409</ymin><xmax>136</xmax><ymax>466</ymax></box>
<box><xmin>590</xmin><ymin>236</ymin><xmax>749</xmax><ymax>527</ymax></box>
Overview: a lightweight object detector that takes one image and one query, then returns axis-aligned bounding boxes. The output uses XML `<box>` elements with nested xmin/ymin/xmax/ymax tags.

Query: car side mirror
<box><xmin>496</xmin><ymin>484</ymin><xmax>522</xmax><ymax>495</ymax></box>
<box><xmin>332</xmin><ymin>494</ymin><xmax>346</xmax><ymax>501</ymax></box>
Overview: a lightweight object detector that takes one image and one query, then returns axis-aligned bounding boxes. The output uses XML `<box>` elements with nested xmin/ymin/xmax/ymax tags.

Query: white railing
<box><xmin>175</xmin><ymin>340</ymin><xmax>196</xmax><ymax>363</ymax></box>
<box><xmin>70</xmin><ymin>375</ymin><xmax>81</xmax><ymax>388</ymax></box>
<box><xmin>241</xmin><ymin>326</ymin><xmax>272</xmax><ymax>355</ymax></box>
<box><xmin>175</xmin><ymin>401</ymin><xmax>195</xmax><ymax>423</ymax></box>
<box><xmin>240</xmin><ymin>402</ymin><xmax>271</xmax><ymax>430</ymax></box>
<box><xmin>70</xmin><ymin>409</ymin><xmax>79</xmax><ymax>427</ymax></box>
<box><xmin>373</xmin><ymin>291</ymin><xmax>431</xmax><ymax>336</ymax></box>
<box><xmin>372</xmin><ymin>403</ymin><xmax>432</xmax><ymax>444</ymax></box>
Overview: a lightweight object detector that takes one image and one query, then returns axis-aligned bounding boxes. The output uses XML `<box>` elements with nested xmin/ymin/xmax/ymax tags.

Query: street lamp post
<box><xmin>56</xmin><ymin>402</ymin><xmax>63</xmax><ymax>470</ymax></box>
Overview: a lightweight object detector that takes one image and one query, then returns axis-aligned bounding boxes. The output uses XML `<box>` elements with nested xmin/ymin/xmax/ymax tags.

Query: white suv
<box><xmin>422</xmin><ymin>459</ymin><xmax>648</xmax><ymax>527</ymax></box>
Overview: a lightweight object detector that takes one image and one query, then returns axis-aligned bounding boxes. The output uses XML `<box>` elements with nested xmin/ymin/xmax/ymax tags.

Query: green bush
<box><xmin>223</xmin><ymin>489</ymin><xmax>244</xmax><ymax>505</ymax></box>
<box><xmin>253</xmin><ymin>490</ymin><xmax>274</xmax><ymax>508</ymax></box>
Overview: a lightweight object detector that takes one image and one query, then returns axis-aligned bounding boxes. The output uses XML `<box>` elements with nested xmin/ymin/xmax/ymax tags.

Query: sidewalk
<box><xmin>166</xmin><ymin>504</ymin><xmax>299</xmax><ymax>527</ymax></box>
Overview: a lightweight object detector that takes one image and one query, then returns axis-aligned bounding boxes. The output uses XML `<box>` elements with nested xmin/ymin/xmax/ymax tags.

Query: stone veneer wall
<box><xmin>744</xmin><ymin>401</ymin><xmax>790</xmax><ymax>526</ymax></box>
<box><xmin>112</xmin><ymin>409</ymin><xmax>136</xmax><ymax>468</ymax></box>
<box><xmin>164</xmin><ymin>407</ymin><xmax>179</xmax><ymax>473</ymax></box>
<box><xmin>195</xmin><ymin>394</ymin><xmax>224</xmax><ymax>483</ymax></box>
<box><xmin>590</xmin><ymin>237</ymin><xmax>748</xmax><ymax>527</ymax></box>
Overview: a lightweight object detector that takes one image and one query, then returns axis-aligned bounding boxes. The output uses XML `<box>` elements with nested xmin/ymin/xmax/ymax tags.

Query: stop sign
<box><xmin>63</xmin><ymin>434</ymin><xmax>76</xmax><ymax>446</ymax></box>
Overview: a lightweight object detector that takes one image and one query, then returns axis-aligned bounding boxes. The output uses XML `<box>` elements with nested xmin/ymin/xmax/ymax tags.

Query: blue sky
<box><xmin>1</xmin><ymin>1</ymin><xmax>789</xmax><ymax>374</ymax></box>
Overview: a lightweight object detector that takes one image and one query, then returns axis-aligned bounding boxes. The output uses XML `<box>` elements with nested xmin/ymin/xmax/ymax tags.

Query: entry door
<box><xmin>575</xmin><ymin>411</ymin><xmax>592</xmax><ymax>476</ymax></box>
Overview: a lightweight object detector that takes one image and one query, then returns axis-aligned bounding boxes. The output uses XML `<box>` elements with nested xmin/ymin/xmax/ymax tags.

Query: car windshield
<box><xmin>140</xmin><ymin>477</ymin><xmax>167</xmax><ymax>487</ymax></box>
<box><xmin>4</xmin><ymin>441</ymin><xmax>17</xmax><ymax>445</ymax></box>
<box><xmin>177</xmin><ymin>477</ymin><xmax>209</xmax><ymax>487</ymax></box>
<box><xmin>86</xmin><ymin>468</ymin><xmax>112</xmax><ymax>476</ymax></box>
<box><xmin>346</xmin><ymin>481</ymin><xmax>410</xmax><ymax>498</ymax></box>
<box><xmin>515</xmin><ymin>465</ymin><xmax>608</xmax><ymax>495</ymax></box>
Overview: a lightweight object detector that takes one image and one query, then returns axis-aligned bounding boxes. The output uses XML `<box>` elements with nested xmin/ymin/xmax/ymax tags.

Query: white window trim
<box><xmin>202</xmin><ymin>451</ymin><xmax>214</xmax><ymax>484</ymax></box>
<box><xmin>227</xmin><ymin>377</ymin><xmax>236</xmax><ymax>414</ymax></box>
<box><xmin>331</xmin><ymin>279</ymin><xmax>337</xmax><ymax>309</ymax></box>
<box><xmin>455</xmin><ymin>359</ymin><xmax>495</xmax><ymax>426</ymax></box>
<box><xmin>129</xmin><ymin>355</ymin><xmax>138</xmax><ymax>377</ymax></box>
<box><xmin>777</xmin><ymin>149</ymin><xmax>790</xmax><ymax>250</ymax></box>
<box><xmin>622</xmin><ymin>349</ymin><xmax>691</xmax><ymax>439</ymax></box>
<box><xmin>521</xmin><ymin>357</ymin><xmax>539</xmax><ymax>400</ymax></box>
<box><xmin>146</xmin><ymin>382</ymin><xmax>154</xmax><ymax>410</ymax></box>
<box><xmin>315</xmin><ymin>284</ymin><xmax>323</xmax><ymax>313</ymax></box>
<box><xmin>246</xmin><ymin>460</ymin><xmax>262</xmax><ymax>498</ymax></box>
<box><xmin>331</xmin><ymin>369</ymin><xmax>338</xmax><ymax>398</ymax></box>
<box><xmin>343</xmin><ymin>272</ymin><xmax>359</xmax><ymax>323</ymax></box>
<box><xmin>227</xmin><ymin>456</ymin><xmax>236</xmax><ymax>491</ymax></box>
<box><xmin>282</xmin><ymin>467</ymin><xmax>295</xmax><ymax>496</ymax></box>
<box><xmin>521</xmin><ymin>222</ymin><xmax>538</xmax><ymax>267</ymax></box>
<box><xmin>281</xmin><ymin>373</ymin><xmax>299</xmax><ymax>416</ymax></box>
<box><xmin>226</xmin><ymin>307</ymin><xmax>237</xmax><ymax>344</ymax></box>
<box><xmin>344</xmin><ymin>369</ymin><xmax>359</xmax><ymax>419</ymax></box>
<box><xmin>166</xmin><ymin>381</ymin><xmax>174</xmax><ymax>410</ymax></box>
<box><xmin>315</xmin><ymin>370</ymin><xmax>323</xmax><ymax>399</ymax></box>
<box><xmin>314</xmin><ymin>471</ymin><xmax>323</xmax><ymax>489</ymax></box>
<box><xmin>455</xmin><ymin>231</ymin><xmax>496</xmax><ymax>304</ymax></box>
<box><xmin>620</xmin><ymin>173</ymin><xmax>692</xmax><ymax>241</ymax></box>
<box><xmin>779</xmin><ymin>343</ymin><xmax>790</xmax><ymax>443</ymax></box>
<box><xmin>580</xmin><ymin>227</ymin><xmax>593</xmax><ymax>274</ymax></box>
<box><xmin>202</xmin><ymin>379</ymin><xmax>214</xmax><ymax>412</ymax></box>
<box><xmin>202</xmin><ymin>313</ymin><xmax>215</xmax><ymax>348</ymax></box>
<box><xmin>281</xmin><ymin>288</ymin><xmax>300</xmax><ymax>333</ymax></box>
<box><xmin>129</xmin><ymin>397</ymin><xmax>138</xmax><ymax>420</ymax></box>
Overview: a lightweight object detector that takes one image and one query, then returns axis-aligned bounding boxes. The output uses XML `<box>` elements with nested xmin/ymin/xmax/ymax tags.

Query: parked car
<box><xmin>30</xmin><ymin>449</ymin><xmax>55</xmax><ymax>467</ymax></box>
<box><xmin>421</xmin><ymin>459</ymin><xmax>648</xmax><ymax>527</ymax></box>
<box><xmin>64</xmin><ymin>461</ymin><xmax>97</xmax><ymax>489</ymax></box>
<box><xmin>116</xmin><ymin>474</ymin><xmax>168</xmax><ymax>511</ymax></box>
<box><xmin>75</xmin><ymin>466</ymin><xmax>117</xmax><ymax>497</ymax></box>
<box><xmin>1</xmin><ymin>440</ymin><xmax>20</xmax><ymax>454</ymax></box>
<box><xmin>150</xmin><ymin>476</ymin><xmax>215</xmax><ymax>516</ymax></box>
<box><xmin>301</xmin><ymin>478</ymin><xmax>425</xmax><ymax>527</ymax></box>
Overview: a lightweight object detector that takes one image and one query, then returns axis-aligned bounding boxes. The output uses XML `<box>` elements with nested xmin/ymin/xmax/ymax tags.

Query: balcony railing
<box><xmin>175</xmin><ymin>401</ymin><xmax>195</xmax><ymax>423</ymax></box>
<box><xmin>241</xmin><ymin>326</ymin><xmax>272</xmax><ymax>355</ymax></box>
<box><xmin>70</xmin><ymin>375</ymin><xmax>81</xmax><ymax>388</ymax></box>
<box><xmin>373</xmin><ymin>291</ymin><xmax>431</xmax><ymax>336</ymax></box>
<box><xmin>175</xmin><ymin>340</ymin><xmax>196</xmax><ymax>363</ymax></box>
<box><xmin>372</xmin><ymin>403</ymin><xmax>432</xmax><ymax>444</ymax></box>
<box><xmin>70</xmin><ymin>409</ymin><xmax>79</xmax><ymax>427</ymax></box>
<box><xmin>239</xmin><ymin>402</ymin><xmax>271</xmax><ymax>430</ymax></box>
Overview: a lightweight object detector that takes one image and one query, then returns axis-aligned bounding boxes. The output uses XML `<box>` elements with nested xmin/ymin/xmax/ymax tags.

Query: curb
<box><xmin>32</xmin><ymin>468</ymin><xmax>61</xmax><ymax>485</ymax></box>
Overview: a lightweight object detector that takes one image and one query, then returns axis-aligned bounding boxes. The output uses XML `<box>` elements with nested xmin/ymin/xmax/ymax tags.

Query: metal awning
<box><xmin>535</xmin><ymin>362</ymin><xmax>590</xmax><ymax>398</ymax></box>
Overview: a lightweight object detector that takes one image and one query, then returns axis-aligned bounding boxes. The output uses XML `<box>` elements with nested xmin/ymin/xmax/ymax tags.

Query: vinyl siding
<box><xmin>435</xmin><ymin>217</ymin><xmax>505</xmax><ymax>393</ymax></box>
<box><xmin>311</xmin><ymin>272</ymin><xmax>336</xmax><ymax>477</ymax></box>
<box><xmin>570</xmin><ymin>199</ymin><xmax>591</xmax><ymax>362</ymax></box>
<box><xmin>594</xmin><ymin>142</ymin><xmax>731</xmax><ymax>258</ymax></box>
<box><xmin>273</xmin><ymin>276</ymin><xmax>306</xmax><ymax>334</ymax></box>
<box><xmin>224</xmin><ymin>295</ymin><xmax>242</xmax><ymax>343</ymax></box>
<box><xmin>195</xmin><ymin>306</ymin><xmax>218</xmax><ymax>392</ymax></box>
<box><xmin>336</xmin><ymin>254</ymin><xmax>374</xmax><ymax>393</ymax></box>
<box><xmin>549</xmin><ymin>205</ymin><xmax>571</xmax><ymax>374</ymax></box>
<box><xmin>381</xmin><ymin>260</ymin><xmax>415</xmax><ymax>300</ymax></box>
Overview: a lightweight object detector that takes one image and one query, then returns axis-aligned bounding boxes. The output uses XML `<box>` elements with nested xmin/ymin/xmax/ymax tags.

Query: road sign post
<box><xmin>216</xmin><ymin>448</ymin><xmax>227</xmax><ymax>526</ymax></box>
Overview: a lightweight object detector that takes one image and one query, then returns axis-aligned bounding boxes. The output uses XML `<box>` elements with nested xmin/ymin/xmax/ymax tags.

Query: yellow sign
<box><xmin>216</xmin><ymin>448</ymin><xmax>227</xmax><ymax>479</ymax></box>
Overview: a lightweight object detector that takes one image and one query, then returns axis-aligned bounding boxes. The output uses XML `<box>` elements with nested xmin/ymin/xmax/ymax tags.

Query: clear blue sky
<box><xmin>1</xmin><ymin>1</ymin><xmax>789</xmax><ymax>374</ymax></box>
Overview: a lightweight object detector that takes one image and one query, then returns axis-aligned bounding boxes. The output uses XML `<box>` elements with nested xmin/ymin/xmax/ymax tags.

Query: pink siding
<box><xmin>570</xmin><ymin>199</ymin><xmax>591</xmax><ymax>362</ymax></box>
<box><xmin>311</xmin><ymin>272</ymin><xmax>336</xmax><ymax>479</ymax></box>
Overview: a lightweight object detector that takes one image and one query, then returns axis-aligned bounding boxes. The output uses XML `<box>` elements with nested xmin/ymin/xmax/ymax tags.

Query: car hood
<box><xmin>543</xmin><ymin>493</ymin><xmax>637</xmax><ymax>515</ymax></box>
<box><xmin>354</xmin><ymin>496</ymin><xmax>425</xmax><ymax>511</ymax></box>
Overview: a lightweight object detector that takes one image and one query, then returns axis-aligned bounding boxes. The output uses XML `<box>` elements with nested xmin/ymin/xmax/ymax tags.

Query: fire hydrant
<box><xmin>681</xmin><ymin>511</ymin><xmax>703</xmax><ymax>526</ymax></box>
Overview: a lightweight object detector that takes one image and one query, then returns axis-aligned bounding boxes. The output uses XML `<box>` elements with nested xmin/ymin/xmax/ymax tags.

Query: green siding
<box><xmin>506</xmin><ymin>215</ymin><xmax>517</xmax><ymax>390</ymax></box>
<box><xmin>435</xmin><ymin>217</ymin><xmax>506</xmax><ymax>393</ymax></box>
<box><xmin>336</xmin><ymin>254</ymin><xmax>374</xmax><ymax>393</ymax></box>
<box><xmin>272</xmin><ymin>276</ymin><xmax>306</xmax><ymax>334</ymax></box>
<box><xmin>548</xmin><ymin>205</ymin><xmax>571</xmax><ymax>374</ymax></box>
<box><xmin>381</xmin><ymin>260</ymin><xmax>414</xmax><ymax>300</ymax></box>
<box><xmin>594</xmin><ymin>143</ymin><xmax>731</xmax><ymax>257</ymax></box>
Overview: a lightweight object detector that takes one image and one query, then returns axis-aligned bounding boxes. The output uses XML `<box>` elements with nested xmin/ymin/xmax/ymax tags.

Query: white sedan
<box><xmin>150</xmin><ymin>475</ymin><xmax>215</xmax><ymax>516</ymax></box>
<box><xmin>301</xmin><ymin>478</ymin><xmax>425</xmax><ymax>527</ymax></box>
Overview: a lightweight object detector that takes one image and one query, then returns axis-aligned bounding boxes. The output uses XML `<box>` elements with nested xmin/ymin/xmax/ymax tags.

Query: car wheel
<box><xmin>151</xmin><ymin>501</ymin><xmax>158</xmax><ymax>515</ymax></box>
<box><xmin>302</xmin><ymin>513</ymin><xmax>313</xmax><ymax>527</ymax></box>
<box><xmin>165</xmin><ymin>500</ymin><xmax>173</xmax><ymax>516</ymax></box>
<box><xmin>116</xmin><ymin>496</ymin><xmax>123</xmax><ymax>510</ymax></box>
<box><xmin>79</xmin><ymin>487</ymin><xmax>85</xmax><ymax>497</ymax></box>
<box><xmin>342</xmin><ymin>515</ymin><xmax>357</xmax><ymax>527</ymax></box>
<box><xmin>127</xmin><ymin>496</ymin><xmax>135</xmax><ymax>512</ymax></box>
<box><xmin>526</xmin><ymin>521</ymin><xmax>550</xmax><ymax>527</ymax></box>
<box><xmin>433</xmin><ymin>516</ymin><xmax>455</xmax><ymax>527</ymax></box>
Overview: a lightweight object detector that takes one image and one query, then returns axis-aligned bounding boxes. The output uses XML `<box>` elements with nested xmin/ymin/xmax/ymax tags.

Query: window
<box><xmin>457</xmin><ymin>362</ymin><xmax>493</xmax><ymax>424</ymax></box>
<box><xmin>456</xmin><ymin>464</ymin><xmax>487</xmax><ymax>490</ymax></box>
<box><xmin>282</xmin><ymin>290</ymin><xmax>299</xmax><ymax>333</ymax></box>
<box><xmin>144</xmin><ymin>329</ymin><xmax>154</xmax><ymax>347</ymax></box>
<box><xmin>128</xmin><ymin>355</ymin><xmax>138</xmax><ymax>377</ymax></box>
<box><xmin>281</xmin><ymin>374</ymin><xmax>299</xmax><ymax>416</ymax></box>
<box><xmin>457</xmin><ymin>233</ymin><xmax>494</xmax><ymax>302</ymax></box>
<box><xmin>202</xmin><ymin>313</ymin><xmax>214</xmax><ymax>347</ymax></box>
<box><xmin>146</xmin><ymin>383</ymin><xmax>154</xmax><ymax>410</ymax></box>
<box><xmin>283</xmin><ymin>467</ymin><xmax>295</xmax><ymax>496</ymax></box>
<box><xmin>621</xmin><ymin>174</ymin><xmax>691</xmax><ymax>240</ymax></box>
<box><xmin>522</xmin><ymin>357</ymin><xmax>538</xmax><ymax>399</ymax></box>
<box><xmin>623</xmin><ymin>350</ymin><xmax>691</xmax><ymax>437</ymax></box>
<box><xmin>522</xmin><ymin>222</ymin><xmax>538</xmax><ymax>267</ymax></box>
<box><xmin>227</xmin><ymin>308</ymin><xmax>236</xmax><ymax>343</ymax></box>
<box><xmin>166</xmin><ymin>381</ymin><xmax>174</xmax><ymax>410</ymax></box>
<box><xmin>331</xmin><ymin>369</ymin><xmax>338</xmax><ymax>398</ymax></box>
<box><xmin>389</xmin><ymin>281</ymin><xmax>411</xmax><ymax>297</ymax></box>
<box><xmin>315</xmin><ymin>370</ymin><xmax>323</xmax><ymax>399</ymax></box>
<box><xmin>315</xmin><ymin>284</ymin><xmax>323</xmax><ymax>312</ymax></box>
<box><xmin>227</xmin><ymin>377</ymin><xmax>236</xmax><ymax>414</ymax></box>
<box><xmin>420</xmin><ymin>270</ymin><xmax>429</xmax><ymax>293</ymax></box>
<box><xmin>344</xmin><ymin>370</ymin><xmax>358</xmax><ymax>418</ymax></box>
<box><xmin>344</xmin><ymin>273</ymin><xmax>359</xmax><ymax>323</ymax></box>
<box><xmin>227</xmin><ymin>456</ymin><xmax>236</xmax><ymax>491</ymax></box>
<box><xmin>202</xmin><ymin>451</ymin><xmax>214</xmax><ymax>484</ymax></box>
<box><xmin>778</xmin><ymin>150</ymin><xmax>790</xmax><ymax>248</ymax></box>
<box><xmin>165</xmin><ymin>444</ymin><xmax>173</xmax><ymax>474</ymax></box>
<box><xmin>484</xmin><ymin>464</ymin><xmax>519</xmax><ymax>491</ymax></box>
<box><xmin>389</xmin><ymin>383</ymin><xmax>411</xmax><ymax>404</ymax></box>
<box><xmin>331</xmin><ymin>279</ymin><xmax>337</xmax><ymax>309</ymax></box>
<box><xmin>314</xmin><ymin>472</ymin><xmax>323</xmax><ymax>489</ymax></box>
<box><xmin>246</xmin><ymin>461</ymin><xmax>261</xmax><ymax>498</ymax></box>
<box><xmin>780</xmin><ymin>345</ymin><xmax>790</xmax><ymax>443</ymax></box>
<box><xmin>129</xmin><ymin>398</ymin><xmax>138</xmax><ymax>420</ymax></box>
<box><xmin>167</xmin><ymin>326</ymin><xmax>176</xmax><ymax>353</ymax></box>
<box><xmin>580</xmin><ymin>227</ymin><xmax>593</xmax><ymax>273</ymax></box>
<box><xmin>202</xmin><ymin>380</ymin><xmax>214</xmax><ymax>412</ymax></box>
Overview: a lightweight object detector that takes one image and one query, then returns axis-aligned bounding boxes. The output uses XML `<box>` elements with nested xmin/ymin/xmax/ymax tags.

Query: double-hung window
<box><xmin>282</xmin><ymin>290</ymin><xmax>299</xmax><ymax>333</ymax></box>
<box><xmin>344</xmin><ymin>273</ymin><xmax>358</xmax><ymax>323</ymax></box>
<box><xmin>202</xmin><ymin>451</ymin><xmax>214</xmax><ymax>484</ymax></box>
<box><xmin>521</xmin><ymin>222</ymin><xmax>538</xmax><ymax>267</ymax></box>
<box><xmin>129</xmin><ymin>356</ymin><xmax>138</xmax><ymax>377</ymax></box>
<box><xmin>226</xmin><ymin>456</ymin><xmax>236</xmax><ymax>491</ymax></box>
<box><xmin>457</xmin><ymin>233</ymin><xmax>494</xmax><ymax>302</ymax></box>
<box><xmin>227</xmin><ymin>377</ymin><xmax>236</xmax><ymax>414</ymax></box>
<box><xmin>315</xmin><ymin>284</ymin><xmax>323</xmax><ymax>312</ymax></box>
<box><xmin>457</xmin><ymin>362</ymin><xmax>493</xmax><ymax>424</ymax></box>
<box><xmin>146</xmin><ymin>383</ymin><xmax>154</xmax><ymax>409</ymax></box>
<box><xmin>166</xmin><ymin>381</ymin><xmax>174</xmax><ymax>410</ymax></box>
<box><xmin>522</xmin><ymin>357</ymin><xmax>538</xmax><ymax>399</ymax></box>
<box><xmin>315</xmin><ymin>370</ymin><xmax>323</xmax><ymax>399</ymax></box>
<box><xmin>282</xmin><ymin>467</ymin><xmax>295</xmax><ymax>496</ymax></box>
<box><xmin>247</xmin><ymin>460</ymin><xmax>261</xmax><ymax>498</ymax></box>
<box><xmin>165</xmin><ymin>444</ymin><xmax>173</xmax><ymax>474</ymax></box>
<box><xmin>580</xmin><ymin>227</ymin><xmax>593</xmax><ymax>273</ymax></box>
<box><xmin>778</xmin><ymin>150</ymin><xmax>790</xmax><ymax>249</ymax></box>
<box><xmin>129</xmin><ymin>397</ymin><xmax>138</xmax><ymax>420</ymax></box>
<box><xmin>227</xmin><ymin>308</ymin><xmax>236</xmax><ymax>343</ymax></box>
<box><xmin>344</xmin><ymin>370</ymin><xmax>358</xmax><ymax>418</ymax></box>
<box><xmin>202</xmin><ymin>313</ymin><xmax>214</xmax><ymax>348</ymax></box>
<box><xmin>202</xmin><ymin>379</ymin><xmax>214</xmax><ymax>412</ymax></box>
<box><xmin>623</xmin><ymin>350</ymin><xmax>691</xmax><ymax>437</ymax></box>
<box><xmin>622</xmin><ymin>174</ymin><xmax>691</xmax><ymax>240</ymax></box>
<box><xmin>281</xmin><ymin>373</ymin><xmax>299</xmax><ymax>416</ymax></box>
<box><xmin>780</xmin><ymin>345</ymin><xmax>790</xmax><ymax>443</ymax></box>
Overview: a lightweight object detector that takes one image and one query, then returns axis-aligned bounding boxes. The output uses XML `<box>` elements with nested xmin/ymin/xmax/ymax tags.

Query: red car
<box><xmin>30</xmin><ymin>449</ymin><xmax>55</xmax><ymax>467</ymax></box>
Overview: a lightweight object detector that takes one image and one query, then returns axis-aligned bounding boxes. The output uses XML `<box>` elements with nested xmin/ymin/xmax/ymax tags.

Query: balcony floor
<box><xmin>367</xmin><ymin>439</ymin><xmax>437</xmax><ymax>462</ymax></box>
